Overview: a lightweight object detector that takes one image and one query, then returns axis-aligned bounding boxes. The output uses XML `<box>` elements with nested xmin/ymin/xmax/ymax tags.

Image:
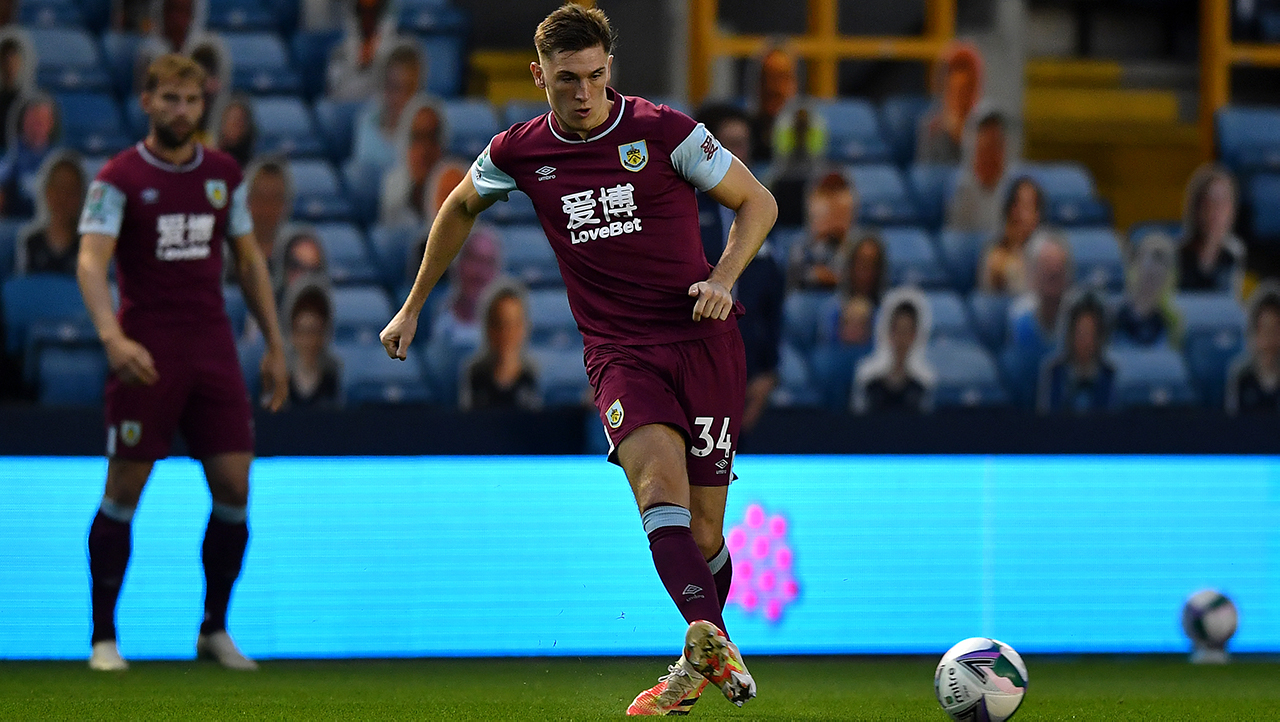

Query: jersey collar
<box><xmin>137</xmin><ymin>141</ymin><xmax>204</xmax><ymax>173</ymax></box>
<box><xmin>547</xmin><ymin>88</ymin><xmax>626</xmax><ymax>144</ymax></box>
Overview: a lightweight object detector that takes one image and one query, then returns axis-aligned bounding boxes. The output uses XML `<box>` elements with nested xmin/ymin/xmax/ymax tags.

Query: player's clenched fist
<box><xmin>380</xmin><ymin>310</ymin><xmax>419</xmax><ymax>360</ymax></box>
<box><xmin>688</xmin><ymin>280</ymin><xmax>733</xmax><ymax>322</ymax></box>
<box><xmin>104</xmin><ymin>336</ymin><xmax>159</xmax><ymax>386</ymax></box>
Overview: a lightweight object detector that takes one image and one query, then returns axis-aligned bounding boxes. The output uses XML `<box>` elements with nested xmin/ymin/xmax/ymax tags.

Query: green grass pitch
<box><xmin>3</xmin><ymin>656</ymin><xmax>1279</xmax><ymax>720</ymax></box>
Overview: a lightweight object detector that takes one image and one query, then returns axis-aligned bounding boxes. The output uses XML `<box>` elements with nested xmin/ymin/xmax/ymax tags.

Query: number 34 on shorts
<box><xmin>690</xmin><ymin>416</ymin><xmax>732</xmax><ymax>458</ymax></box>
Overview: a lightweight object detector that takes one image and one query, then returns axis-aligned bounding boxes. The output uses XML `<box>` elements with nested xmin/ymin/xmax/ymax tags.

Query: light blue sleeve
<box><xmin>469</xmin><ymin>141</ymin><xmax>517</xmax><ymax>200</ymax></box>
<box><xmin>78</xmin><ymin>180</ymin><xmax>127</xmax><ymax>238</ymax></box>
<box><xmin>670</xmin><ymin>123</ymin><xmax>734</xmax><ymax>192</ymax></box>
<box><xmin>228</xmin><ymin>182</ymin><xmax>253</xmax><ymax>238</ymax></box>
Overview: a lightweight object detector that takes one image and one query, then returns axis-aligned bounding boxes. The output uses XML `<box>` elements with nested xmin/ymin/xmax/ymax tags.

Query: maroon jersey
<box><xmin>79</xmin><ymin>142</ymin><xmax>252</xmax><ymax>334</ymax></box>
<box><xmin>471</xmin><ymin>88</ymin><xmax>740</xmax><ymax>350</ymax></box>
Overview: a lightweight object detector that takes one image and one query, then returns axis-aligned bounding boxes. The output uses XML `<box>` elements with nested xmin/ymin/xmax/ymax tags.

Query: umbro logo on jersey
<box><xmin>536</xmin><ymin>165</ymin><xmax>556</xmax><ymax>181</ymax></box>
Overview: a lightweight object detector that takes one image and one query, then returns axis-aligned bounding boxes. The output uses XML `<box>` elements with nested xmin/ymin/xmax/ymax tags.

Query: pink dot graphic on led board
<box><xmin>722</xmin><ymin>502</ymin><xmax>799</xmax><ymax>624</ymax></box>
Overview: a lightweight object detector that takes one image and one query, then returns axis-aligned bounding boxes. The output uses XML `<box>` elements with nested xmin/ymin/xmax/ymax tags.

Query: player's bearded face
<box><xmin>537</xmin><ymin>46</ymin><xmax>611</xmax><ymax>135</ymax></box>
<box><xmin>147</xmin><ymin>80</ymin><xmax>204</xmax><ymax>150</ymax></box>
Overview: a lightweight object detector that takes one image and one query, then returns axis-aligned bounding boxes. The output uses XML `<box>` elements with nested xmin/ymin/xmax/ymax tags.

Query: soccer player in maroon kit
<box><xmin>380</xmin><ymin>6</ymin><xmax>777</xmax><ymax>715</ymax></box>
<box><xmin>76</xmin><ymin>55</ymin><xmax>289</xmax><ymax>671</ymax></box>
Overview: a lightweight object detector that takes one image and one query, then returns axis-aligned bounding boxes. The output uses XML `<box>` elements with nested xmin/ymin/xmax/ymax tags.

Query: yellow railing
<box><xmin>1199</xmin><ymin>0</ymin><xmax>1280</xmax><ymax>158</ymax></box>
<box><xmin>688</xmin><ymin>0</ymin><xmax>955</xmax><ymax>105</ymax></box>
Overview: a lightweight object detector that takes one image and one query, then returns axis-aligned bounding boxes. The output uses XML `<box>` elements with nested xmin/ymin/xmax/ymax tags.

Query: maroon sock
<box><xmin>644</xmin><ymin>506</ymin><xmax>727</xmax><ymax>636</ymax></box>
<box><xmin>88</xmin><ymin>511</ymin><xmax>132</xmax><ymax>644</ymax></box>
<box><xmin>199</xmin><ymin>513</ymin><xmax>249</xmax><ymax>636</ymax></box>
<box><xmin>707</xmin><ymin>541</ymin><xmax>732</xmax><ymax>611</ymax></box>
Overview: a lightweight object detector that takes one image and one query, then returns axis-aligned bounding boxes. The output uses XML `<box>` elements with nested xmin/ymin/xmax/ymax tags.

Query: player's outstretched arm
<box><xmin>380</xmin><ymin>173</ymin><xmax>497</xmax><ymax>360</ymax></box>
<box><xmin>230</xmin><ymin>232</ymin><xmax>289</xmax><ymax>411</ymax></box>
<box><xmin>76</xmin><ymin>232</ymin><xmax>159</xmax><ymax>386</ymax></box>
<box><xmin>692</xmin><ymin>157</ymin><xmax>778</xmax><ymax>321</ymax></box>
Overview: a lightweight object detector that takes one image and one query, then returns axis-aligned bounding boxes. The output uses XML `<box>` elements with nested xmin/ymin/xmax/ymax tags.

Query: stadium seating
<box><xmin>847</xmin><ymin>164</ymin><xmax>920</xmax><ymax>226</ymax></box>
<box><xmin>19</xmin><ymin>0</ymin><xmax>86</xmax><ymax>29</ymax></box>
<box><xmin>772</xmin><ymin>342</ymin><xmax>820</xmax><ymax>407</ymax></box>
<box><xmin>1110</xmin><ymin>346</ymin><xmax>1197</xmax><ymax>409</ymax></box>
<box><xmin>782</xmin><ymin>290</ymin><xmax>829</xmax><ymax>353</ymax></box>
<box><xmin>21</xmin><ymin>317</ymin><xmax>98</xmax><ymax>387</ymax></box>
<box><xmin>290</xmin><ymin>29</ymin><xmax>343</xmax><ymax>99</ymax></box>
<box><xmin>1247</xmin><ymin>174</ymin><xmax>1280</xmax><ymax>244</ymax></box>
<box><xmin>486</xmin><ymin>189</ymin><xmax>538</xmax><ymax>225</ymax></box>
<box><xmin>252</xmin><ymin>96</ymin><xmax>326</xmax><ymax>158</ymax></box>
<box><xmin>907</xmin><ymin>163</ymin><xmax>957</xmax><ymax>231</ymax></box>
<box><xmin>419</xmin><ymin>34</ymin><xmax>465</xmax><ymax>98</ymax></box>
<box><xmin>878</xmin><ymin>95</ymin><xmax>932</xmax><ymax>167</ymax></box>
<box><xmin>36</xmin><ymin>345</ymin><xmax>107</xmax><ymax>406</ymax></box>
<box><xmin>398</xmin><ymin>0</ymin><xmax>467</xmax><ymax>34</ymax></box>
<box><xmin>102</xmin><ymin>31</ymin><xmax>145</xmax><ymax>98</ymax></box>
<box><xmin>808</xmin><ymin>344</ymin><xmax>865</xmax><ymax>411</ymax></box>
<box><xmin>223</xmin><ymin>284</ymin><xmax>247</xmax><ymax>337</ymax></box>
<box><xmin>206</xmin><ymin>0</ymin><xmax>279</xmax><ymax>33</ymax></box>
<box><xmin>879</xmin><ymin>227</ymin><xmax>948</xmax><ymax>288</ymax></box>
<box><xmin>221</xmin><ymin>32</ymin><xmax>302</xmax><ymax>95</ymax></box>
<box><xmin>499</xmin><ymin>225</ymin><xmax>559</xmax><ymax>288</ymax></box>
<box><xmin>503</xmin><ymin>100</ymin><xmax>547</xmax><ymax>128</ymax></box>
<box><xmin>937</xmin><ymin>229</ymin><xmax>985</xmax><ymax>294</ymax></box>
<box><xmin>330</xmin><ymin>285</ymin><xmax>394</xmax><ymax>345</ymax></box>
<box><xmin>289</xmin><ymin>159</ymin><xmax>353</xmax><ymax>222</ymax></box>
<box><xmin>314</xmin><ymin>223</ymin><xmax>379</xmax><ymax>285</ymax></box>
<box><xmin>57</xmin><ymin>93</ymin><xmax>131</xmax><ymax>156</ymax></box>
<box><xmin>0</xmin><ymin>219</ymin><xmax>25</xmax><ymax>282</ymax></box>
<box><xmin>926</xmin><ymin>339</ymin><xmax>1009</xmax><ymax>409</ymax></box>
<box><xmin>314</xmin><ymin>97</ymin><xmax>364</xmax><ymax>162</ymax></box>
<box><xmin>528</xmin><ymin>345</ymin><xmax>588</xmax><ymax>407</ymax></box>
<box><xmin>1216</xmin><ymin>105</ymin><xmax>1280</xmax><ymax>174</ymax></box>
<box><xmin>335</xmin><ymin>341</ymin><xmax>430</xmax><ymax>404</ymax></box>
<box><xmin>1127</xmin><ymin>220</ymin><xmax>1182</xmax><ymax>247</ymax></box>
<box><xmin>1020</xmin><ymin>162</ymin><xmax>1111</xmax><ymax>227</ymax></box>
<box><xmin>29</xmin><ymin>28</ymin><xmax>111</xmax><ymax>92</ymax></box>
<box><xmin>1064</xmin><ymin>227</ymin><xmax>1126</xmax><ymax>291</ymax></box>
<box><xmin>814</xmin><ymin>99</ymin><xmax>891</xmax><ymax>164</ymax></box>
<box><xmin>341</xmin><ymin>161</ymin><xmax>383</xmax><ymax>227</ymax></box>
<box><xmin>1176</xmin><ymin>292</ymin><xmax>1246</xmax><ymax>409</ymax></box>
<box><xmin>525</xmin><ymin>288</ymin><xmax>580</xmax><ymax>349</ymax></box>
<box><xmin>368</xmin><ymin>223</ymin><xmax>418</xmax><ymax>287</ymax></box>
<box><xmin>442</xmin><ymin>99</ymin><xmax>500</xmax><ymax>159</ymax></box>
<box><xmin>2</xmin><ymin>274</ymin><xmax>87</xmax><ymax>356</ymax></box>
<box><xmin>926</xmin><ymin>290</ymin><xmax>977</xmax><ymax>343</ymax></box>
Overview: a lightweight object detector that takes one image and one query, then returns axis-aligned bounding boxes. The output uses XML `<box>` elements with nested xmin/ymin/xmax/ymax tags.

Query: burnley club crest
<box><xmin>618</xmin><ymin>141</ymin><xmax>648</xmax><ymax>172</ymax></box>
<box><xmin>205</xmin><ymin>179</ymin><xmax>228</xmax><ymax>209</ymax></box>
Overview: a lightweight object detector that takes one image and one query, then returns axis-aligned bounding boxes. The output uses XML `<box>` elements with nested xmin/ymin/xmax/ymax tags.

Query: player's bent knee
<box><xmin>104</xmin><ymin>458</ymin><xmax>154</xmax><ymax>507</ymax></box>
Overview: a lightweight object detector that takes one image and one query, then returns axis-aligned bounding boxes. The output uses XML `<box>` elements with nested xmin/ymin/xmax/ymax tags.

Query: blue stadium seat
<box><xmin>880</xmin><ymin>227</ymin><xmax>948</xmax><ymax>288</ymax></box>
<box><xmin>102</xmin><ymin>32</ymin><xmax>145</xmax><ymax>98</ymax></box>
<box><xmin>848</xmin><ymin>164</ymin><xmax>920</xmax><ymax>226</ymax></box>
<box><xmin>420</xmin><ymin>34</ymin><xmax>465</xmax><ymax>98</ymax></box>
<box><xmin>526</xmin><ymin>287</ymin><xmax>580</xmax><ymax>349</ymax></box>
<box><xmin>1127</xmin><ymin>220</ymin><xmax>1182</xmax><ymax>247</ymax></box>
<box><xmin>82</xmin><ymin>155</ymin><xmax>111</xmax><ymax>181</ymax></box>
<box><xmin>782</xmin><ymin>289</ymin><xmax>829</xmax><ymax>353</ymax></box>
<box><xmin>223</xmin><ymin>284</ymin><xmax>247</xmax><ymax>338</ymax></box>
<box><xmin>809</xmin><ymin>344</ymin><xmax>866</xmax><ymax>411</ymax></box>
<box><xmin>1021</xmin><ymin>162</ymin><xmax>1111</xmax><ymax>226</ymax></box>
<box><xmin>771</xmin><ymin>342</ymin><xmax>820</xmax><ymax>408</ymax></box>
<box><xmin>291</xmin><ymin>29</ymin><xmax>343</xmax><ymax>99</ymax></box>
<box><xmin>937</xmin><ymin>229</ymin><xmax>985</xmax><ymax>293</ymax></box>
<box><xmin>368</xmin><ymin>223</ymin><xmax>418</xmax><ymax>287</ymax></box>
<box><xmin>925</xmin><ymin>290</ymin><xmax>977</xmax><ymax>343</ymax></box>
<box><xmin>1175</xmin><ymin>292</ymin><xmax>1246</xmax><ymax>409</ymax></box>
<box><xmin>1065</xmin><ymin>227</ymin><xmax>1126</xmax><ymax>291</ymax></box>
<box><xmin>335</xmin><ymin>341</ymin><xmax>430</xmax><ymax>404</ymax></box>
<box><xmin>499</xmin><ymin>225</ymin><xmax>560</xmax><ymax>289</ymax></box>
<box><xmin>125</xmin><ymin>95</ymin><xmax>149</xmax><ymax>141</ymax></box>
<box><xmin>1216</xmin><ymin>105</ymin><xmax>1280</xmax><ymax>174</ymax></box>
<box><xmin>2</xmin><ymin>274</ymin><xmax>87</xmax><ymax>356</ymax></box>
<box><xmin>79</xmin><ymin>0</ymin><xmax>111</xmax><ymax>31</ymax></box>
<box><xmin>22</xmin><ymin>317</ymin><xmax>97</xmax><ymax>386</ymax></box>
<box><xmin>314</xmin><ymin>97</ymin><xmax>363</xmax><ymax>162</ymax></box>
<box><xmin>1111</xmin><ymin>346</ymin><xmax>1197</xmax><ymax>409</ymax></box>
<box><xmin>331</xmin><ymin>285</ymin><xmax>394</xmax><ymax>345</ymax></box>
<box><xmin>503</xmin><ymin>100</ymin><xmax>547</xmax><ymax>129</ymax></box>
<box><xmin>289</xmin><ymin>160</ymin><xmax>353</xmax><ymax>222</ymax></box>
<box><xmin>314</xmin><ymin>223</ymin><xmax>378</xmax><ymax>285</ymax></box>
<box><xmin>29</xmin><ymin>28</ymin><xmax>111</xmax><ymax>92</ymax></box>
<box><xmin>341</xmin><ymin>160</ymin><xmax>381</xmax><ymax>227</ymax></box>
<box><xmin>37</xmin><ymin>346</ymin><xmax>107</xmax><ymax>406</ymax></box>
<box><xmin>207</xmin><ymin>0</ymin><xmax>278</xmax><ymax>32</ymax></box>
<box><xmin>443</xmin><ymin>99</ymin><xmax>500</xmax><ymax>159</ymax></box>
<box><xmin>529</xmin><ymin>345</ymin><xmax>588</xmax><ymax>407</ymax></box>
<box><xmin>252</xmin><ymin>96</ymin><xmax>325</xmax><ymax>158</ymax></box>
<box><xmin>222</xmin><ymin>32</ymin><xmax>302</xmax><ymax>95</ymax></box>
<box><xmin>907</xmin><ymin>163</ymin><xmax>957</xmax><ymax>231</ymax></box>
<box><xmin>486</xmin><ymin>189</ymin><xmax>538</xmax><ymax>225</ymax></box>
<box><xmin>57</xmin><ymin>93</ymin><xmax>131</xmax><ymax>156</ymax></box>
<box><xmin>0</xmin><ymin>219</ymin><xmax>26</xmax><ymax>282</ymax></box>
<box><xmin>814</xmin><ymin>99</ymin><xmax>891</xmax><ymax>164</ymax></box>
<box><xmin>967</xmin><ymin>291</ymin><xmax>1010</xmax><ymax>351</ymax></box>
<box><xmin>1248</xmin><ymin>174</ymin><xmax>1280</xmax><ymax>244</ymax></box>
<box><xmin>19</xmin><ymin>0</ymin><xmax>85</xmax><ymax>28</ymax></box>
<box><xmin>879</xmin><ymin>95</ymin><xmax>932</xmax><ymax>167</ymax></box>
<box><xmin>398</xmin><ymin>1</ymin><xmax>467</xmax><ymax>34</ymax></box>
<box><xmin>926</xmin><ymin>339</ymin><xmax>1009</xmax><ymax>408</ymax></box>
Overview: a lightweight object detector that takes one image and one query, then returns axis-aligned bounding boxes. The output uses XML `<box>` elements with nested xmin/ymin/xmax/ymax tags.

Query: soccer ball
<box><xmin>1182</xmin><ymin>589</ymin><xmax>1238</xmax><ymax>662</ymax></box>
<box><xmin>934</xmin><ymin>637</ymin><xmax>1028</xmax><ymax>722</ymax></box>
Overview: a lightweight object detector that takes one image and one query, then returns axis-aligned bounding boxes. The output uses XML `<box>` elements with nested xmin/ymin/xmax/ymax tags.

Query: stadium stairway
<box><xmin>1022</xmin><ymin>58</ymin><xmax>1202</xmax><ymax>233</ymax></box>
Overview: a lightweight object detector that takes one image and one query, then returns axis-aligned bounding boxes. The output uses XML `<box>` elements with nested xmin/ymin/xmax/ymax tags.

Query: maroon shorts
<box><xmin>105</xmin><ymin>323</ymin><xmax>253</xmax><ymax>461</ymax></box>
<box><xmin>584</xmin><ymin>328</ymin><xmax>746</xmax><ymax>487</ymax></box>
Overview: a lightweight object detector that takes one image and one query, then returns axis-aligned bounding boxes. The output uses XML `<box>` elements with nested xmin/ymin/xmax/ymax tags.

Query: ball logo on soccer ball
<box><xmin>934</xmin><ymin>637</ymin><xmax>1028</xmax><ymax>722</ymax></box>
<box><xmin>1182</xmin><ymin>589</ymin><xmax>1238</xmax><ymax>664</ymax></box>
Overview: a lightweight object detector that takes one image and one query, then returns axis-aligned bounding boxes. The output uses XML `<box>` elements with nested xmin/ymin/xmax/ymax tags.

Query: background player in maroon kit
<box><xmin>379</xmin><ymin>6</ymin><xmax>777</xmax><ymax>715</ymax></box>
<box><xmin>76</xmin><ymin>55</ymin><xmax>289</xmax><ymax>672</ymax></box>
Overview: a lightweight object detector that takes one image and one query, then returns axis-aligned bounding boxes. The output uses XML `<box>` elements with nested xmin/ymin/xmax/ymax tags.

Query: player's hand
<box><xmin>688</xmin><ymin>280</ymin><xmax>734</xmax><ymax>322</ymax></box>
<box><xmin>259</xmin><ymin>344</ymin><xmax>289</xmax><ymax>412</ymax></box>
<box><xmin>380</xmin><ymin>309</ymin><xmax>419</xmax><ymax>360</ymax></box>
<box><xmin>104</xmin><ymin>336</ymin><xmax>158</xmax><ymax>386</ymax></box>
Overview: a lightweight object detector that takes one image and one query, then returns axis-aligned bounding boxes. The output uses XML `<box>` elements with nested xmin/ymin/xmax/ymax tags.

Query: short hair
<box><xmin>251</xmin><ymin>158</ymin><xmax>286</xmax><ymax>183</ymax></box>
<box><xmin>145</xmin><ymin>53</ymin><xmax>206</xmax><ymax>92</ymax></box>
<box><xmin>384</xmin><ymin>43</ymin><xmax>421</xmax><ymax>76</ymax></box>
<box><xmin>534</xmin><ymin>4</ymin><xmax>616</xmax><ymax>58</ymax></box>
<box><xmin>976</xmin><ymin>109</ymin><xmax>1006</xmax><ymax>132</ymax></box>
<box><xmin>696</xmin><ymin>103</ymin><xmax>750</xmax><ymax>138</ymax></box>
<box><xmin>1250</xmin><ymin>286</ymin><xmax>1280</xmax><ymax>329</ymax></box>
<box><xmin>1066</xmin><ymin>292</ymin><xmax>1107</xmax><ymax>340</ymax></box>
<box><xmin>291</xmin><ymin>284</ymin><xmax>332</xmax><ymax>325</ymax></box>
<box><xmin>1002</xmin><ymin>176</ymin><xmax>1043</xmax><ymax>220</ymax></box>
<box><xmin>0</xmin><ymin>37</ymin><xmax>21</xmax><ymax>57</ymax></box>
<box><xmin>812</xmin><ymin>170</ymin><xmax>852</xmax><ymax>196</ymax></box>
<box><xmin>889</xmin><ymin>299</ymin><xmax>919</xmax><ymax>325</ymax></box>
